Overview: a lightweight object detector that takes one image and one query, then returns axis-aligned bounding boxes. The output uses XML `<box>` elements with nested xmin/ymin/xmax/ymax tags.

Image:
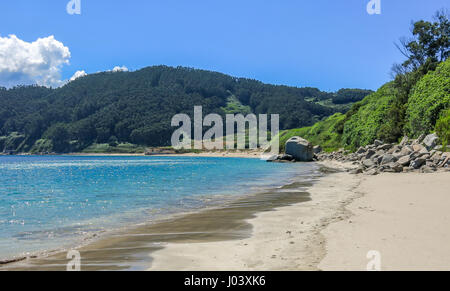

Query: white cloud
<box><xmin>0</xmin><ymin>34</ymin><xmax>71</xmax><ymax>88</ymax></box>
<box><xmin>112</xmin><ymin>66</ymin><xmax>129</xmax><ymax>72</ymax></box>
<box><xmin>69</xmin><ymin>70</ymin><xmax>87</xmax><ymax>82</ymax></box>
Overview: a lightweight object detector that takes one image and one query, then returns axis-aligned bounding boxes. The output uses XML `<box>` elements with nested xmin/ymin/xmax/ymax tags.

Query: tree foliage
<box><xmin>0</xmin><ymin>66</ymin><xmax>350</xmax><ymax>153</ymax></box>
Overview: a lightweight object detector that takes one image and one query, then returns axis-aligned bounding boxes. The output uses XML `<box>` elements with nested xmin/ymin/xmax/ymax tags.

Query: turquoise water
<box><xmin>0</xmin><ymin>155</ymin><xmax>316</xmax><ymax>261</ymax></box>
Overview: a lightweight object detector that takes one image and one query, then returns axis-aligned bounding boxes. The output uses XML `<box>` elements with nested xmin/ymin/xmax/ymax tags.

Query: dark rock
<box><xmin>279</xmin><ymin>154</ymin><xmax>294</xmax><ymax>161</ymax></box>
<box><xmin>413</xmin><ymin>134</ymin><xmax>426</xmax><ymax>145</ymax></box>
<box><xmin>397</xmin><ymin>155</ymin><xmax>412</xmax><ymax>166</ymax></box>
<box><xmin>374</xmin><ymin>140</ymin><xmax>383</xmax><ymax>147</ymax></box>
<box><xmin>411</xmin><ymin>158</ymin><xmax>426</xmax><ymax>169</ymax></box>
<box><xmin>381</xmin><ymin>154</ymin><xmax>397</xmax><ymax>165</ymax></box>
<box><xmin>356</xmin><ymin>147</ymin><xmax>366</xmax><ymax>154</ymax></box>
<box><xmin>377</xmin><ymin>144</ymin><xmax>393</xmax><ymax>151</ymax></box>
<box><xmin>313</xmin><ymin>145</ymin><xmax>322</xmax><ymax>154</ymax></box>
<box><xmin>365</xmin><ymin>149</ymin><xmax>376</xmax><ymax>159</ymax></box>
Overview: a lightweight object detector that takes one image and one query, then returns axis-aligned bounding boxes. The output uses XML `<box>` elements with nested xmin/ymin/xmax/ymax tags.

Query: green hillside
<box><xmin>405</xmin><ymin>60</ymin><xmax>450</xmax><ymax>137</ymax></box>
<box><xmin>341</xmin><ymin>83</ymin><xmax>398</xmax><ymax>148</ymax></box>
<box><xmin>279</xmin><ymin>113</ymin><xmax>345</xmax><ymax>153</ymax></box>
<box><xmin>282</xmin><ymin>59</ymin><xmax>450</xmax><ymax>152</ymax></box>
<box><xmin>0</xmin><ymin>66</ymin><xmax>364</xmax><ymax>153</ymax></box>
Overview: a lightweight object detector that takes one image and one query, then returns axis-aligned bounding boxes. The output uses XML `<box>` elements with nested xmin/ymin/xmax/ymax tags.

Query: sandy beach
<box><xmin>65</xmin><ymin>151</ymin><xmax>264</xmax><ymax>159</ymax></box>
<box><xmin>148</xmin><ymin>164</ymin><xmax>361</xmax><ymax>271</ymax></box>
<box><xmin>320</xmin><ymin>171</ymin><xmax>450</xmax><ymax>271</ymax></box>
<box><xmin>149</xmin><ymin>166</ymin><xmax>450</xmax><ymax>271</ymax></box>
<box><xmin>3</xmin><ymin>159</ymin><xmax>449</xmax><ymax>271</ymax></box>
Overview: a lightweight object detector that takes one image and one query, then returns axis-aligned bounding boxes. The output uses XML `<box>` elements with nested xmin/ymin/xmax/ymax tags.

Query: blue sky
<box><xmin>0</xmin><ymin>0</ymin><xmax>448</xmax><ymax>91</ymax></box>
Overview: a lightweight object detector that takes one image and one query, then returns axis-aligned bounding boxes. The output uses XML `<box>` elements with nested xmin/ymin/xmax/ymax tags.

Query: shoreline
<box><xmin>4</xmin><ymin>158</ymin><xmax>448</xmax><ymax>271</ymax></box>
<box><xmin>148</xmin><ymin>162</ymin><xmax>360</xmax><ymax>270</ymax></box>
<box><xmin>8</xmin><ymin>151</ymin><xmax>265</xmax><ymax>159</ymax></box>
<box><xmin>147</xmin><ymin>165</ymin><xmax>450</xmax><ymax>271</ymax></box>
<box><xmin>1</xmin><ymin>160</ymin><xmax>318</xmax><ymax>271</ymax></box>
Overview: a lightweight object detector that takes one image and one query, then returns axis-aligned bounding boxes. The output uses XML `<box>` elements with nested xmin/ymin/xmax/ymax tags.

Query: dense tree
<box><xmin>332</xmin><ymin>89</ymin><xmax>373</xmax><ymax>104</ymax></box>
<box><xmin>394</xmin><ymin>10</ymin><xmax>449</xmax><ymax>74</ymax></box>
<box><xmin>0</xmin><ymin>66</ymin><xmax>363</xmax><ymax>153</ymax></box>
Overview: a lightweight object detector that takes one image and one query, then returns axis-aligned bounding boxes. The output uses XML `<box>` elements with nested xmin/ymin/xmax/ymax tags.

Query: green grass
<box><xmin>221</xmin><ymin>95</ymin><xmax>252</xmax><ymax>115</ymax></box>
<box><xmin>278</xmin><ymin>113</ymin><xmax>346</xmax><ymax>153</ymax></box>
<box><xmin>82</xmin><ymin>143</ymin><xmax>146</xmax><ymax>154</ymax></box>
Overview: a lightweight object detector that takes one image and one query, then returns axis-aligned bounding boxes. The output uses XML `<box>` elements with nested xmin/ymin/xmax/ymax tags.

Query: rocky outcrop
<box><xmin>285</xmin><ymin>137</ymin><xmax>314</xmax><ymax>162</ymax></box>
<box><xmin>316</xmin><ymin>136</ymin><xmax>449</xmax><ymax>174</ymax></box>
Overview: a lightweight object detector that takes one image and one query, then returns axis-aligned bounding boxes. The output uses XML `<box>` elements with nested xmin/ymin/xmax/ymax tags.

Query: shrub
<box><xmin>435</xmin><ymin>108</ymin><xmax>450</xmax><ymax>147</ymax></box>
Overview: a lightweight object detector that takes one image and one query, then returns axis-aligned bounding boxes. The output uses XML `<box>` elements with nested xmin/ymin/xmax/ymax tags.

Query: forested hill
<box><xmin>0</xmin><ymin>66</ymin><xmax>371</xmax><ymax>153</ymax></box>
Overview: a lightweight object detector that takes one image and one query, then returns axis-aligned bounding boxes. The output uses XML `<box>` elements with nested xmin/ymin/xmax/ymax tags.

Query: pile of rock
<box><xmin>316</xmin><ymin>134</ymin><xmax>449</xmax><ymax>175</ymax></box>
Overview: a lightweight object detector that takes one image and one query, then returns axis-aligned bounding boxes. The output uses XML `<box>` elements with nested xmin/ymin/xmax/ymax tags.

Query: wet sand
<box><xmin>148</xmin><ymin>165</ymin><xmax>360</xmax><ymax>270</ymax></box>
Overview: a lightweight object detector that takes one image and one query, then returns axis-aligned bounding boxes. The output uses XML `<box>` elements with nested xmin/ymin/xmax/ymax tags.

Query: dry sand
<box><xmin>319</xmin><ymin>171</ymin><xmax>450</xmax><ymax>271</ymax></box>
<box><xmin>67</xmin><ymin>151</ymin><xmax>264</xmax><ymax>159</ymax></box>
<box><xmin>149</xmin><ymin>167</ymin><xmax>361</xmax><ymax>271</ymax></box>
<box><xmin>149</xmin><ymin>167</ymin><xmax>450</xmax><ymax>271</ymax></box>
<box><xmin>152</xmin><ymin>151</ymin><xmax>265</xmax><ymax>159</ymax></box>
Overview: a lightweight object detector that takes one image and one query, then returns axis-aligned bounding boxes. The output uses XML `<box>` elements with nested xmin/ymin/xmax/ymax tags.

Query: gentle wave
<box><xmin>0</xmin><ymin>155</ymin><xmax>315</xmax><ymax>261</ymax></box>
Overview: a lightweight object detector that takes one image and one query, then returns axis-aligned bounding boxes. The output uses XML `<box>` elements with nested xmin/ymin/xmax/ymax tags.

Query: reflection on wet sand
<box><xmin>3</xmin><ymin>179</ymin><xmax>316</xmax><ymax>271</ymax></box>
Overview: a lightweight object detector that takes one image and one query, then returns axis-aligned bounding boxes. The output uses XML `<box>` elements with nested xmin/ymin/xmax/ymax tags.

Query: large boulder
<box><xmin>285</xmin><ymin>136</ymin><xmax>314</xmax><ymax>162</ymax></box>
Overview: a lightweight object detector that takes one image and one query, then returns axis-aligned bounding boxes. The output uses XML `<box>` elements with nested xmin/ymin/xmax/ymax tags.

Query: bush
<box><xmin>279</xmin><ymin>113</ymin><xmax>346</xmax><ymax>152</ymax></box>
<box><xmin>405</xmin><ymin>59</ymin><xmax>450</xmax><ymax>137</ymax></box>
<box><xmin>435</xmin><ymin>109</ymin><xmax>450</xmax><ymax>147</ymax></box>
<box><xmin>341</xmin><ymin>83</ymin><xmax>398</xmax><ymax>149</ymax></box>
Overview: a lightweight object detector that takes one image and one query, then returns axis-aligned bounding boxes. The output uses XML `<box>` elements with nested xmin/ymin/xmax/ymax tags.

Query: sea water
<box><xmin>0</xmin><ymin>155</ymin><xmax>317</xmax><ymax>261</ymax></box>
